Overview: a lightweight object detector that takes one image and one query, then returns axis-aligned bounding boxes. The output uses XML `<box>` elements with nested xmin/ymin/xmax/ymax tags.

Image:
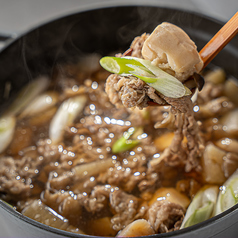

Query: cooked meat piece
<box><xmin>37</xmin><ymin>139</ymin><xmax>60</xmax><ymax>162</ymax></box>
<box><xmin>110</xmin><ymin>189</ymin><xmax>144</xmax><ymax>231</ymax></box>
<box><xmin>148</xmin><ymin>200</ymin><xmax>185</xmax><ymax>233</ymax></box>
<box><xmin>142</xmin><ymin>22</ymin><xmax>203</xmax><ymax>82</ymax></box>
<box><xmin>98</xmin><ymin>154</ymin><xmax>146</xmax><ymax>192</ymax></box>
<box><xmin>119</xmin><ymin>77</ymin><xmax>148</xmax><ymax>109</ymax></box>
<box><xmin>105</xmin><ymin>74</ymin><xmax>124</xmax><ymax>108</ymax></box>
<box><xmin>106</xmin><ymin>66</ymin><xmax>204</xmax><ymax>172</ymax></box>
<box><xmin>81</xmin><ymin>185</ymin><xmax>111</xmax><ymax>213</ymax></box>
<box><xmin>138</xmin><ymin>172</ymin><xmax>160</xmax><ymax>193</ymax></box>
<box><xmin>105</xmin><ymin>74</ymin><xmax>150</xmax><ymax>109</ymax></box>
<box><xmin>130</xmin><ymin>33</ymin><xmax>150</xmax><ymax>58</ymax></box>
<box><xmin>0</xmin><ymin>156</ymin><xmax>43</xmax><ymax>200</ymax></box>
<box><xmin>43</xmin><ymin>185</ymin><xmax>111</xmax><ymax>215</ymax></box>
<box><xmin>105</xmin><ymin>74</ymin><xmax>168</xmax><ymax>109</ymax></box>
<box><xmin>147</xmin><ymin>87</ymin><xmax>167</xmax><ymax>105</ymax></box>
<box><xmin>150</xmin><ymin>96</ymin><xmax>204</xmax><ymax>172</ymax></box>
<box><xmin>47</xmin><ymin>171</ymin><xmax>73</xmax><ymax>191</ymax></box>
<box><xmin>41</xmin><ymin>189</ymin><xmax>73</xmax><ymax>213</ymax></box>
<box><xmin>104</xmin><ymin>21</ymin><xmax>205</xmax><ymax>173</ymax></box>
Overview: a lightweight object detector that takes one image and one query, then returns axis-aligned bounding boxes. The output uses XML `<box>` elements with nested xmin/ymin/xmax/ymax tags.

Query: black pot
<box><xmin>0</xmin><ymin>4</ymin><xmax>238</xmax><ymax>238</ymax></box>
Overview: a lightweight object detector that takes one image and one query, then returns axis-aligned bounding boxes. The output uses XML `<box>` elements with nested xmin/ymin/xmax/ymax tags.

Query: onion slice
<box><xmin>72</xmin><ymin>159</ymin><xmax>114</xmax><ymax>181</ymax></box>
<box><xmin>215</xmin><ymin>169</ymin><xmax>238</xmax><ymax>215</ymax></box>
<box><xmin>0</xmin><ymin>115</ymin><xmax>16</xmax><ymax>153</ymax></box>
<box><xmin>49</xmin><ymin>95</ymin><xmax>87</xmax><ymax>144</ymax></box>
<box><xmin>181</xmin><ymin>185</ymin><xmax>218</xmax><ymax>229</ymax></box>
<box><xmin>19</xmin><ymin>91</ymin><xmax>59</xmax><ymax>118</ymax></box>
<box><xmin>100</xmin><ymin>56</ymin><xmax>191</xmax><ymax>98</ymax></box>
<box><xmin>112</xmin><ymin>127</ymin><xmax>142</xmax><ymax>154</ymax></box>
<box><xmin>5</xmin><ymin>76</ymin><xmax>49</xmax><ymax>116</ymax></box>
<box><xmin>22</xmin><ymin>200</ymin><xmax>84</xmax><ymax>234</ymax></box>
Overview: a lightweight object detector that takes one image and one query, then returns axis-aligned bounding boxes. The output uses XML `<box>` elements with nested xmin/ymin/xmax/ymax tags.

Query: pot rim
<box><xmin>1</xmin><ymin>198</ymin><xmax>238</xmax><ymax>237</ymax></box>
<box><xmin>0</xmin><ymin>1</ymin><xmax>225</xmax><ymax>54</ymax></box>
<box><xmin>0</xmin><ymin>2</ymin><xmax>237</xmax><ymax>238</ymax></box>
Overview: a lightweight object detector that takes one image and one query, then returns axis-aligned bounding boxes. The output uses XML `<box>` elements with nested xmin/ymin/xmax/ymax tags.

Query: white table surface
<box><xmin>0</xmin><ymin>0</ymin><xmax>237</xmax><ymax>237</ymax></box>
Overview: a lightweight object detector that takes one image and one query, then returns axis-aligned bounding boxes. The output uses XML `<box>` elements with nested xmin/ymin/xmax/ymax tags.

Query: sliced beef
<box><xmin>105</xmin><ymin>74</ymin><xmax>168</xmax><ymax>109</ymax></box>
<box><xmin>110</xmin><ymin>189</ymin><xmax>145</xmax><ymax>231</ymax></box>
<box><xmin>0</xmin><ymin>155</ymin><xmax>44</xmax><ymax>199</ymax></box>
<box><xmin>130</xmin><ymin>33</ymin><xmax>149</xmax><ymax>58</ymax></box>
<box><xmin>148</xmin><ymin>200</ymin><xmax>185</xmax><ymax>233</ymax></box>
<box><xmin>105</xmin><ymin>74</ymin><xmax>150</xmax><ymax>109</ymax></box>
<box><xmin>150</xmin><ymin>95</ymin><xmax>203</xmax><ymax>172</ymax></box>
<box><xmin>106</xmin><ymin>68</ymin><xmax>204</xmax><ymax>172</ymax></box>
<box><xmin>81</xmin><ymin>185</ymin><xmax>111</xmax><ymax>213</ymax></box>
<box><xmin>97</xmin><ymin>146</ymin><xmax>158</xmax><ymax>193</ymax></box>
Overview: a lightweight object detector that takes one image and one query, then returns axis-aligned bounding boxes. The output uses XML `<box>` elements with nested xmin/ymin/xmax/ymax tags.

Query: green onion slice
<box><xmin>100</xmin><ymin>56</ymin><xmax>145</xmax><ymax>75</ymax></box>
<box><xmin>215</xmin><ymin>169</ymin><xmax>238</xmax><ymax>215</ymax></box>
<box><xmin>100</xmin><ymin>56</ymin><xmax>192</xmax><ymax>98</ymax></box>
<box><xmin>112</xmin><ymin>127</ymin><xmax>142</xmax><ymax>154</ymax></box>
<box><xmin>181</xmin><ymin>185</ymin><xmax>218</xmax><ymax>229</ymax></box>
<box><xmin>0</xmin><ymin>115</ymin><xmax>16</xmax><ymax>153</ymax></box>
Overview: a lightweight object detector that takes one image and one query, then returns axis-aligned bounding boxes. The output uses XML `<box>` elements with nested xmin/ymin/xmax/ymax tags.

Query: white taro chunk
<box><xmin>215</xmin><ymin>169</ymin><xmax>238</xmax><ymax>215</ymax></box>
<box><xmin>49</xmin><ymin>95</ymin><xmax>87</xmax><ymax>144</ymax></box>
<box><xmin>0</xmin><ymin>115</ymin><xmax>16</xmax><ymax>153</ymax></box>
<box><xmin>220</xmin><ymin>108</ymin><xmax>238</xmax><ymax>136</ymax></box>
<box><xmin>116</xmin><ymin>219</ymin><xmax>155</xmax><ymax>237</ymax></box>
<box><xmin>201</xmin><ymin>143</ymin><xmax>227</xmax><ymax>184</ymax></box>
<box><xmin>142</xmin><ymin>22</ymin><xmax>203</xmax><ymax>82</ymax></box>
<box><xmin>224</xmin><ymin>77</ymin><xmax>238</xmax><ymax>105</ymax></box>
<box><xmin>181</xmin><ymin>185</ymin><xmax>218</xmax><ymax>229</ymax></box>
<box><xmin>215</xmin><ymin>138</ymin><xmax>238</xmax><ymax>154</ymax></box>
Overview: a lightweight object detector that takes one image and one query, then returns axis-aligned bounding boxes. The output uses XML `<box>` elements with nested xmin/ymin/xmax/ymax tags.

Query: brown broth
<box><xmin>0</xmin><ymin>62</ymin><xmax>238</xmax><ymax>236</ymax></box>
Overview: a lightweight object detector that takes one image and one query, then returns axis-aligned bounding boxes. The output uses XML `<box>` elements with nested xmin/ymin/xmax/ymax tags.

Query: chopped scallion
<box><xmin>181</xmin><ymin>185</ymin><xmax>218</xmax><ymax>229</ymax></box>
<box><xmin>100</xmin><ymin>56</ymin><xmax>191</xmax><ymax>98</ymax></box>
<box><xmin>112</xmin><ymin>127</ymin><xmax>141</xmax><ymax>153</ymax></box>
<box><xmin>215</xmin><ymin>169</ymin><xmax>238</xmax><ymax>215</ymax></box>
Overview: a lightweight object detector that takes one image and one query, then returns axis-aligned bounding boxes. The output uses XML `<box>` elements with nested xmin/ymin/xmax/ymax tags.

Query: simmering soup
<box><xmin>0</xmin><ymin>22</ymin><xmax>238</xmax><ymax>237</ymax></box>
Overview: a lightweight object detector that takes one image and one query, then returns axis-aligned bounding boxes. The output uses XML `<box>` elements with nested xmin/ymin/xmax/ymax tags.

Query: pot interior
<box><xmin>0</xmin><ymin>6</ymin><xmax>238</xmax><ymax>114</ymax></box>
<box><xmin>0</xmin><ymin>5</ymin><xmax>238</xmax><ymax>238</ymax></box>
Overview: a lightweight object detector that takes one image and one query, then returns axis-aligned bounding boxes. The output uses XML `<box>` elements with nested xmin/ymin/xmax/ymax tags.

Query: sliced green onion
<box><xmin>100</xmin><ymin>56</ymin><xmax>191</xmax><ymax>98</ymax></box>
<box><xmin>181</xmin><ymin>185</ymin><xmax>218</xmax><ymax>229</ymax></box>
<box><xmin>126</xmin><ymin>64</ymin><xmax>156</xmax><ymax>83</ymax></box>
<box><xmin>49</xmin><ymin>95</ymin><xmax>87</xmax><ymax>144</ymax></box>
<box><xmin>112</xmin><ymin>127</ymin><xmax>141</xmax><ymax>154</ymax></box>
<box><xmin>5</xmin><ymin>76</ymin><xmax>49</xmax><ymax>116</ymax></box>
<box><xmin>215</xmin><ymin>169</ymin><xmax>238</xmax><ymax>215</ymax></box>
<box><xmin>100</xmin><ymin>57</ymin><xmax>145</xmax><ymax>75</ymax></box>
<box><xmin>19</xmin><ymin>91</ymin><xmax>59</xmax><ymax>119</ymax></box>
<box><xmin>0</xmin><ymin>115</ymin><xmax>16</xmax><ymax>153</ymax></box>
